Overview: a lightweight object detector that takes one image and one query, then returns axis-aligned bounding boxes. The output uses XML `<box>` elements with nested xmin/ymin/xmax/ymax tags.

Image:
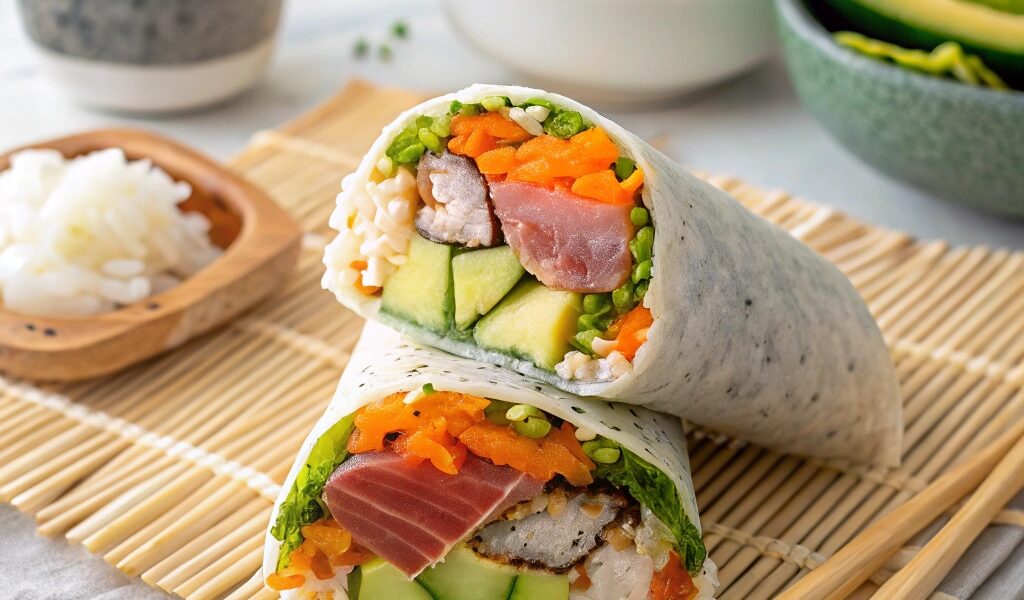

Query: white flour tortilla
<box><xmin>323</xmin><ymin>84</ymin><xmax>902</xmax><ymax>467</ymax></box>
<box><xmin>264</xmin><ymin>322</ymin><xmax>709</xmax><ymax>591</ymax></box>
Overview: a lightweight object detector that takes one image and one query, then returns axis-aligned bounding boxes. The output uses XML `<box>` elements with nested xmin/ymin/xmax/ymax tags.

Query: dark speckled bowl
<box><xmin>17</xmin><ymin>0</ymin><xmax>283</xmax><ymax>113</ymax></box>
<box><xmin>775</xmin><ymin>0</ymin><xmax>1024</xmax><ymax>218</ymax></box>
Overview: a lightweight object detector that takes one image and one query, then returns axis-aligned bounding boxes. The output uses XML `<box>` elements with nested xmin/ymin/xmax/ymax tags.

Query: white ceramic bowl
<box><xmin>441</xmin><ymin>0</ymin><xmax>777</xmax><ymax>102</ymax></box>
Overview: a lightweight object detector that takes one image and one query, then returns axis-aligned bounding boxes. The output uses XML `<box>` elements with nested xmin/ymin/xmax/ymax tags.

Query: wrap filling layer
<box><xmin>267</xmin><ymin>390</ymin><xmax>715</xmax><ymax>600</ymax></box>
<box><xmin>323</xmin><ymin>96</ymin><xmax>657</xmax><ymax>383</ymax></box>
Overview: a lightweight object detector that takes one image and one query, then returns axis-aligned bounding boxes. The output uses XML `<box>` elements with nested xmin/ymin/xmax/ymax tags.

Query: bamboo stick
<box><xmin>872</xmin><ymin>429</ymin><xmax>1024</xmax><ymax>600</ymax></box>
<box><xmin>776</xmin><ymin>417</ymin><xmax>1024</xmax><ymax>600</ymax></box>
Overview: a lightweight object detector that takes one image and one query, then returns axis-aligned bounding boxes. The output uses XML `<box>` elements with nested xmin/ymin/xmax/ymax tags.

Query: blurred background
<box><xmin>1</xmin><ymin>0</ymin><xmax>1022</xmax><ymax>249</ymax></box>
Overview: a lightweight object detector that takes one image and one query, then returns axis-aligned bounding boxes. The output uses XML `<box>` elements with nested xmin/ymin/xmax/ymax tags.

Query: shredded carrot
<box><xmin>348</xmin><ymin>391</ymin><xmax>489</xmax><ymax>454</ymax></box>
<box><xmin>613</xmin><ymin>305</ymin><xmax>653</xmax><ymax>361</ymax></box>
<box><xmin>459</xmin><ymin>421</ymin><xmax>595</xmax><ymax>485</ymax></box>
<box><xmin>451</xmin><ymin>112</ymin><xmax>532</xmax><ymax>142</ymax></box>
<box><xmin>620</xmin><ymin>167</ymin><xmax>645</xmax><ymax>196</ymax></box>
<box><xmin>571</xmin><ymin>170</ymin><xmax>633</xmax><ymax>204</ymax></box>
<box><xmin>302</xmin><ymin>519</ymin><xmax>352</xmax><ymax>561</ymax></box>
<box><xmin>448</xmin><ymin>118</ymin><xmax>631</xmax><ymax>201</ymax></box>
<box><xmin>395</xmin><ymin>418</ymin><xmax>468</xmax><ymax>474</ymax></box>
<box><xmin>267</xmin><ymin>572</ymin><xmax>305</xmax><ymax>591</ymax></box>
<box><xmin>349</xmin><ymin>391</ymin><xmax>599</xmax><ymax>483</ymax></box>
<box><xmin>650</xmin><ymin>552</ymin><xmax>698</xmax><ymax>600</ymax></box>
<box><xmin>475</xmin><ymin>147</ymin><xmax>519</xmax><ymax>174</ymax></box>
<box><xmin>310</xmin><ymin>550</ymin><xmax>335</xmax><ymax>580</ymax></box>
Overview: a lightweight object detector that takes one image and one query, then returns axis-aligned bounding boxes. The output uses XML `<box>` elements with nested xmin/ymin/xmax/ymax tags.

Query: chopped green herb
<box><xmin>612</xmin><ymin>281</ymin><xmax>636</xmax><ymax>313</ymax></box>
<box><xmin>573</xmin><ymin>329</ymin><xmax>600</xmax><ymax>354</ymax></box>
<box><xmin>613</xmin><ymin>157</ymin><xmax>637</xmax><ymax>181</ymax></box>
<box><xmin>378</xmin><ymin>44</ymin><xmax>393</xmax><ymax>61</ymax></box>
<box><xmin>392</xmin><ymin>21</ymin><xmax>409</xmax><ymax>39</ymax></box>
<box><xmin>386</xmin><ymin>126</ymin><xmax>429</xmax><ymax>165</ymax></box>
<box><xmin>591</xmin><ymin>447</ymin><xmax>621</xmax><ymax>464</ymax></box>
<box><xmin>449</xmin><ymin>100</ymin><xmax>463</xmax><ymax>115</ymax></box>
<box><xmin>522</xmin><ymin>98</ymin><xmax>557</xmax><ymax>111</ymax></box>
<box><xmin>485</xmin><ymin>399</ymin><xmax>515</xmax><ymax>425</ymax></box>
<box><xmin>630</xmin><ymin>226</ymin><xmax>654</xmax><ymax>263</ymax></box>
<box><xmin>506</xmin><ymin>404</ymin><xmax>543</xmax><ymax>422</ymax></box>
<box><xmin>582</xmin><ymin>293</ymin><xmax>612</xmax><ymax>316</ymax></box>
<box><xmin>632</xmin><ymin>260</ymin><xmax>653</xmax><ymax>283</ymax></box>
<box><xmin>418</xmin><ymin>128</ymin><xmax>444</xmax><ymax>154</ymax></box>
<box><xmin>578</xmin><ymin>312</ymin><xmax>612</xmax><ymax>333</ymax></box>
<box><xmin>354</xmin><ymin>38</ymin><xmax>370</xmax><ymax>58</ymax></box>
<box><xmin>634</xmin><ymin>280</ymin><xmax>650</xmax><ymax>301</ymax></box>
<box><xmin>514</xmin><ymin>416</ymin><xmax>552</xmax><ymax>438</ymax></box>
<box><xmin>481</xmin><ymin>96</ymin><xmax>511</xmax><ymax>112</ymax></box>
<box><xmin>545</xmin><ymin>110</ymin><xmax>585</xmax><ymax>139</ymax></box>
<box><xmin>430</xmin><ymin>113</ymin><xmax>452</xmax><ymax>138</ymax></box>
<box><xmin>422</xmin><ymin>383</ymin><xmax>435</xmax><ymax>395</ymax></box>
<box><xmin>395</xmin><ymin>141</ymin><xmax>425</xmax><ymax>164</ymax></box>
<box><xmin>630</xmin><ymin>207</ymin><xmax>650</xmax><ymax>227</ymax></box>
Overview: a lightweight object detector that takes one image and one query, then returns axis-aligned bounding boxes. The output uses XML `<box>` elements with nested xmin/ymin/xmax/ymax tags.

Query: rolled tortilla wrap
<box><xmin>264</xmin><ymin>322</ymin><xmax>718</xmax><ymax>600</ymax></box>
<box><xmin>323</xmin><ymin>83</ymin><xmax>902</xmax><ymax>467</ymax></box>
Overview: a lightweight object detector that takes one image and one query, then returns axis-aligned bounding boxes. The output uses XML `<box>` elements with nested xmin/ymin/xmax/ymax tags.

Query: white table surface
<box><xmin>0</xmin><ymin>0</ymin><xmax>1022</xmax><ymax>598</ymax></box>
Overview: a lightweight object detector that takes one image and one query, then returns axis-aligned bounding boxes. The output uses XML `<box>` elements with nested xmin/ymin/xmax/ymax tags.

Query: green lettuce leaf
<box><xmin>270</xmin><ymin>415</ymin><xmax>355</xmax><ymax>571</ymax></box>
<box><xmin>596</xmin><ymin>447</ymin><xmax>707</xmax><ymax>573</ymax></box>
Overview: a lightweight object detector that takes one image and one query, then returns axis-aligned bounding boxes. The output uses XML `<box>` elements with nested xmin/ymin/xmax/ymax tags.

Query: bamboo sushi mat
<box><xmin>2</xmin><ymin>80</ymin><xmax>1023</xmax><ymax>600</ymax></box>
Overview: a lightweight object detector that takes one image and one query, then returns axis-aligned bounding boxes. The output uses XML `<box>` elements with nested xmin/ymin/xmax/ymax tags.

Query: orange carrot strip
<box><xmin>462</xmin><ymin>128</ymin><xmax>498</xmax><ymax>158</ymax></box>
<box><xmin>267</xmin><ymin>572</ymin><xmax>305</xmax><ymax>591</ymax></box>
<box><xmin>620</xmin><ymin>167</ymin><xmax>645</xmax><ymax>196</ymax></box>
<box><xmin>614</xmin><ymin>305</ymin><xmax>653</xmax><ymax>361</ymax></box>
<box><xmin>571</xmin><ymin>170</ymin><xmax>631</xmax><ymax>204</ymax></box>
<box><xmin>475</xmin><ymin>146</ymin><xmax>518</xmax><ymax>174</ymax></box>
<box><xmin>451</xmin><ymin>112</ymin><xmax>532</xmax><ymax>141</ymax></box>
<box><xmin>458</xmin><ymin>420</ymin><xmax>594</xmax><ymax>485</ymax></box>
<box><xmin>650</xmin><ymin>552</ymin><xmax>698</xmax><ymax>600</ymax></box>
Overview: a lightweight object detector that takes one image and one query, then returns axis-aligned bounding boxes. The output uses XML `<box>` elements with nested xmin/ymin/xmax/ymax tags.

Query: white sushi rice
<box><xmin>0</xmin><ymin>148</ymin><xmax>221</xmax><ymax>316</ymax></box>
<box><xmin>323</xmin><ymin>165</ymin><xmax>419</xmax><ymax>291</ymax></box>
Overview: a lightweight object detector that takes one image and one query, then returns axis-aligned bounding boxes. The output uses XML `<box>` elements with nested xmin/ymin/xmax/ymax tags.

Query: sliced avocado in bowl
<box><xmin>452</xmin><ymin>246</ymin><xmax>525</xmax><ymax>330</ymax></box>
<box><xmin>820</xmin><ymin>0</ymin><xmax>1024</xmax><ymax>86</ymax></box>
<box><xmin>416</xmin><ymin>545</ymin><xmax>518</xmax><ymax>600</ymax></box>
<box><xmin>381</xmin><ymin>233</ymin><xmax>454</xmax><ymax>334</ymax></box>
<box><xmin>474</xmin><ymin>278</ymin><xmax>582</xmax><ymax>370</ymax></box>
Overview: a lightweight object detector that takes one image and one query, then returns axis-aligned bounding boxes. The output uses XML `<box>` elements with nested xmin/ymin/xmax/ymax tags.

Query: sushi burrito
<box><xmin>264</xmin><ymin>322</ymin><xmax>718</xmax><ymax>600</ymax></box>
<box><xmin>322</xmin><ymin>84</ymin><xmax>903</xmax><ymax>467</ymax></box>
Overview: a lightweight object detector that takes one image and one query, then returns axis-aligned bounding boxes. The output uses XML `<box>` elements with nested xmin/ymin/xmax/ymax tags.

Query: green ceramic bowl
<box><xmin>775</xmin><ymin>0</ymin><xmax>1024</xmax><ymax>217</ymax></box>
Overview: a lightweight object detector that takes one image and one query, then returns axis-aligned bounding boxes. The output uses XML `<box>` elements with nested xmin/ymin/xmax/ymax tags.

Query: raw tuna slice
<box><xmin>324</xmin><ymin>451</ymin><xmax>544</xmax><ymax>577</ymax></box>
<box><xmin>490</xmin><ymin>181</ymin><xmax>634</xmax><ymax>293</ymax></box>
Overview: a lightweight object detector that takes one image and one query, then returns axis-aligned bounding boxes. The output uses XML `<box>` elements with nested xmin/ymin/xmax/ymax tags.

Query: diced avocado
<box><xmin>510</xmin><ymin>570</ymin><xmax>570</xmax><ymax>600</ymax></box>
<box><xmin>473</xmin><ymin>278</ymin><xmax>582</xmax><ymax>370</ymax></box>
<box><xmin>416</xmin><ymin>545</ymin><xmax>517</xmax><ymax>600</ymax></box>
<box><xmin>381</xmin><ymin>233</ymin><xmax>453</xmax><ymax>333</ymax></box>
<box><xmin>453</xmin><ymin>246</ymin><xmax>526</xmax><ymax>330</ymax></box>
<box><xmin>354</xmin><ymin>559</ymin><xmax>433</xmax><ymax>600</ymax></box>
<box><xmin>821</xmin><ymin>0</ymin><xmax>1024</xmax><ymax>86</ymax></box>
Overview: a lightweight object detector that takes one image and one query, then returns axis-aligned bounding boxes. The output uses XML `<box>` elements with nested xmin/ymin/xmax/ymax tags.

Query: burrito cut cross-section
<box><xmin>264</xmin><ymin>322</ymin><xmax>718</xmax><ymax>600</ymax></box>
<box><xmin>322</xmin><ymin>83</ymin><xmax>902</xmax><ymax>467</ymax></box>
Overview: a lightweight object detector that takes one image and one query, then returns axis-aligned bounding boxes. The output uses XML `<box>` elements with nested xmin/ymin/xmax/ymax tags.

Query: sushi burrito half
<box><xmin>322</xmin><ymin>84</ymin><xmax>902</xmax><ymax>467</ymax></box>
<box><xmin>264</xmin><ymin>322</ymin><xmax>718</xmax><ymax>600</ymax></box>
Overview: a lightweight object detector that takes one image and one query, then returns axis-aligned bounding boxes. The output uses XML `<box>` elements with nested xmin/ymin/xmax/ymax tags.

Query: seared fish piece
<box><xmin>470</xmin><ymin>487</ymin><xmax>634</xmax><ymax>572</ymax></box>
<box><xmin>414</xmin><ymin>151</ymin><xmax>501</xmax><ymax>247</ymax></box>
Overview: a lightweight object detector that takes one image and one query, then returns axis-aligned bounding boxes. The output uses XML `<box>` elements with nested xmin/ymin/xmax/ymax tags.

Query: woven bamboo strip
<box><xmin>0</xmin><ymin>81</ymin><xmax>1019</xmax><ymax>599</ymax></box>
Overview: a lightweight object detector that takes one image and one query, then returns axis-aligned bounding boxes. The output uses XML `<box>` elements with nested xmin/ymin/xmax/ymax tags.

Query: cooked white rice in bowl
<box><xmin>0</xmin><ymin>148</ymin><xmax>222</xmax><ymax>316</ymax></box>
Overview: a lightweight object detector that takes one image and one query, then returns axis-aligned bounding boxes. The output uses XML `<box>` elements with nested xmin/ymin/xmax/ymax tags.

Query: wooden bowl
<box><xmin>0</xmin><ymin>129</ymin><xmax>303</xmax><ymax>381</ymax></box>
